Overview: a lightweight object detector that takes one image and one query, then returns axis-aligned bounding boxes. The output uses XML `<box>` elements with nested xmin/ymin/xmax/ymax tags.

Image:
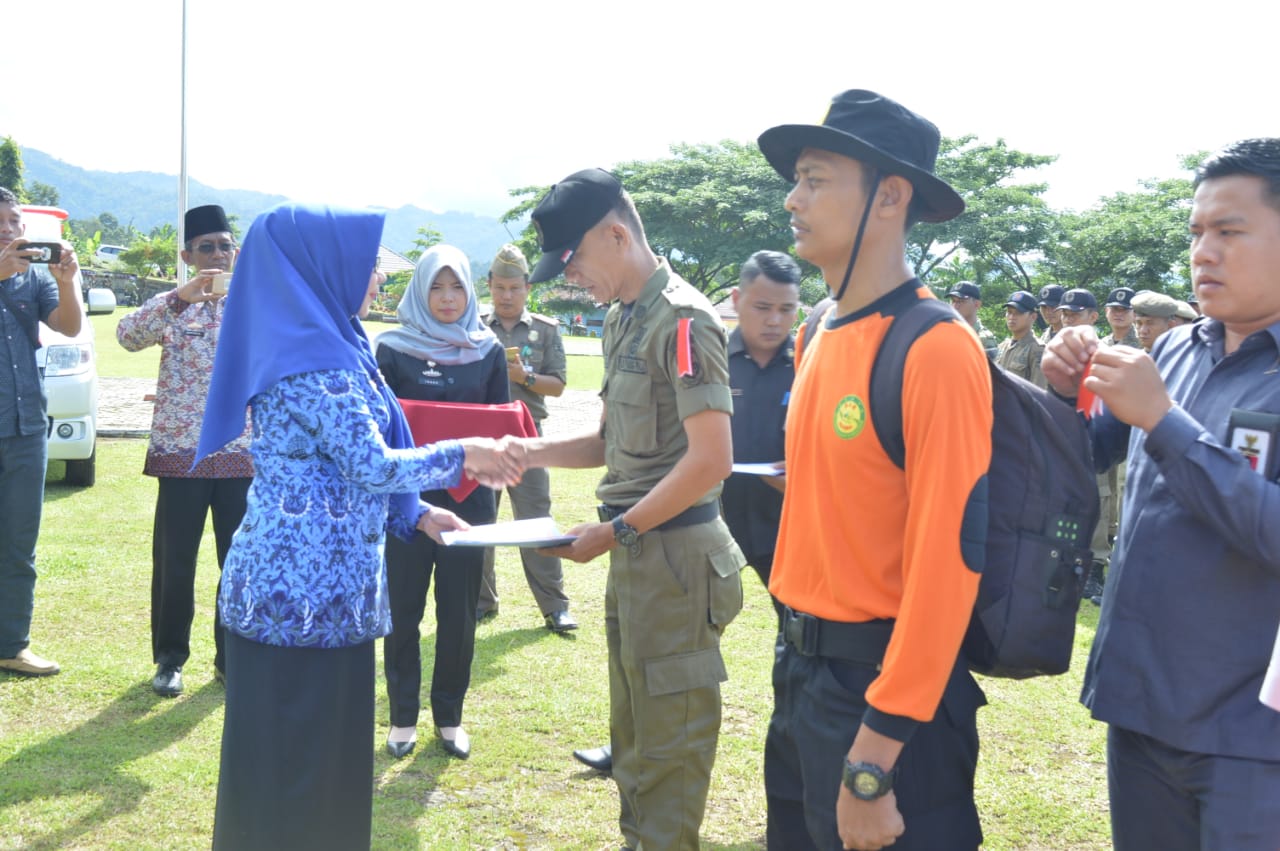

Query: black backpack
<box><xmin>802</xmin><ymin>297</ymin><xmax>1099</xmax><ymax>678</ymax></box>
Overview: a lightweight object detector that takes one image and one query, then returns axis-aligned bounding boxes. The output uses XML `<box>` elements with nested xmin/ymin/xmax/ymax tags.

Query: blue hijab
<box><xmin>195</xmin><ymin>203</ymin><xmax>418</xmax><ymax>520</ymax></box>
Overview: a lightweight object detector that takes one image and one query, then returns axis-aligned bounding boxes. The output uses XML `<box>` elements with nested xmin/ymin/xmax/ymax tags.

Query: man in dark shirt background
<box><xmin>722</xmin><ymin>250</ymin><xmax>799</xmax><ymax>631</ymax></box>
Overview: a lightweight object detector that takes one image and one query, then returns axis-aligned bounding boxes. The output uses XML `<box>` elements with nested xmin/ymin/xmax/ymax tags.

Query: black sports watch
<box><xmin>611</xmin><ymin>514</ymin><xmax>639</xmax><ymax>549</ymax></box>
<box><xmin>842</xmin><ymin>759</ymin><xmax>897</xmax><ymax>801</ymax></box>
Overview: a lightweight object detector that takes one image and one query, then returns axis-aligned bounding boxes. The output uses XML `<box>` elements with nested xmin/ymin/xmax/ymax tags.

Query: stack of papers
<box><xmin>440</xmin><ymin>517</ymin><xmax>576</xmax><ymax>548</ymax></box>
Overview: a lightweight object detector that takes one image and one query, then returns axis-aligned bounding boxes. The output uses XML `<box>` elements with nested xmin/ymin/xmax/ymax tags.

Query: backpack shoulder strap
<box><xmin>869</xmin><ymin>297</ymin><xmax>957</xmax><ymax>470</ymax></box>
<box><xmin>797</xmin><ymin>297</ymin><xmax>835</xmax><ymax>361</ymax></box>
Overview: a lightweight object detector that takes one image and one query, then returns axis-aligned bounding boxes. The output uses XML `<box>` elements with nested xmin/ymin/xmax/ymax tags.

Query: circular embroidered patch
<box><xmin>833</xmin><ymin>395</ymin><xmax>866</xmax><ymax>440</ymax></box>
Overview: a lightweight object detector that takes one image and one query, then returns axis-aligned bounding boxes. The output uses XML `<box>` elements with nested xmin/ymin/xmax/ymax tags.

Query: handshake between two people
<box><xmin>458</xmin><ymin>435</ymin><xmax>530</xmax><ymax>490</ymax></box>
<box><xmin>414</xmin><ymin>436</ymin><xmax>532</xmax><ymax>544</ymax></box>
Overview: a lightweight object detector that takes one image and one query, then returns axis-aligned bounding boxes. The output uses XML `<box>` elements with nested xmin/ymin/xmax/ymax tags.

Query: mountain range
<box><xmin>17</xmin><ymin>146</ymin><xmax>523</xmax><ymax>269</ymax></box>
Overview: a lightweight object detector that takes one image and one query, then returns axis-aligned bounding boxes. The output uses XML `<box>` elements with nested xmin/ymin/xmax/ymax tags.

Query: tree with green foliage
<box><xmin>504</xmin><ymin>141</ymin><xmax>804</xmax><ymax>303</ymax></box>
<box><xmin>907</xmin><ymin>136</ymin><xmax>1057</xmax><ymax>302</ymax></box>
<box><xmin>69</xmin><ymin>212</ymin><xmax>137</xmax><ymax>247</ymax></box>
<box><xmin>120</xmin><ymin>224</ymin><xmax>179</xmax><ymax>278</ymax></box>
<box><xmin>1040</xmin><ymin>169</ymin><xmax>1194</xmax><ymax>296</ymax></box>
<box><xmin>404</xmin><ymin>224</ymin><xmax>443</xmax><ymax>262</ymax></box>
<box><xmin>27</xmin><ymin>181</ymin><xmax>59</xmax><ymax>206</ymax></box>
<box><xmin>0</xmin><ymin>136</ymin><xmax>24</xmax><ymax>199</ymax></box>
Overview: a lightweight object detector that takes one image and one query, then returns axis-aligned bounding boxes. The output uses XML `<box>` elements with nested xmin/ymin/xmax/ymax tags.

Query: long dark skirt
<box><xmin>213</xmin><ymin>633</ymin><xmax>375</xmax><ymax>851</ymax></box>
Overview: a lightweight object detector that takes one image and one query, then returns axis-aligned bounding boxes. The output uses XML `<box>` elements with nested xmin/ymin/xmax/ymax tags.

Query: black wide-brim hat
<box><xmin>758</xmin><ymin>89</ymin><xmax>964</xmax><ymax>224</ymax></box>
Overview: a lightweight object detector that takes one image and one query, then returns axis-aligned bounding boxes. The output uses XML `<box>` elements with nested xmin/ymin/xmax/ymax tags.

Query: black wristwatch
<box><xmin>611</xmin><ymin>514</ymin><xmax>639</xmax><ymax>549</ymax></box>
<box><xmin>523</xmin><ymin>369</ymin><xmax>537</xmax><ymax>389</ymax></box>
<box><xmin>842</xmin><ymin>759</ymin><xmax>896</xmax><ymax>801</ymax></box>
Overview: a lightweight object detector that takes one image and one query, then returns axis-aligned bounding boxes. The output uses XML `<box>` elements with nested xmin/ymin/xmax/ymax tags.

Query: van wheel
<box><xmin>65</xmin><ymin>449</ymin><xmax>96</xmax><ymax>487</ymax></box>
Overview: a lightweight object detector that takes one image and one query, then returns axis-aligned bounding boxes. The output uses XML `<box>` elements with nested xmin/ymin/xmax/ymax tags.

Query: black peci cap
<box><xmin>184</xmin><ymin>204</ymin><xmax>231</xmax><ymax>242</ymax></box>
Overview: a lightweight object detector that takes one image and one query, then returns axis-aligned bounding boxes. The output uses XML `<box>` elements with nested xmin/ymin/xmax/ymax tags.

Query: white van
<box><xmin>22</xmin><ymin>205</ymin><xmax>116</xmax><ymax>486</ymax></box>
<box><xmin>94</xmin><ymin>244</ymin><xmax>128</xmax><ymax>267</ymax></box>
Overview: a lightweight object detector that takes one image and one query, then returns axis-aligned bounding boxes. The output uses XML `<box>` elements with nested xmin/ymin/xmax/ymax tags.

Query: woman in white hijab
<box><xmin>377</xmin><ymin>244</ymin><xmax>507</xmax><ymax>761</ymax></box>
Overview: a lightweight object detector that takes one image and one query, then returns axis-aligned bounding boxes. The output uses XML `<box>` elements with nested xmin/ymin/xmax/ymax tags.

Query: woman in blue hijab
<box><xmin>196</xmin><ymin>205</ymin><xmax>519</xmax><ymax>851</ymax></box>
<box><xmin>377</xmin><ymin>245</ymin><xmax>507</xmax><ymax>761</ymax></box>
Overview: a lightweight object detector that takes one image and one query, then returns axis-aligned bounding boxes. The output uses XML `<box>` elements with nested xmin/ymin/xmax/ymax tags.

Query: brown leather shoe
<box><xmin>0</xmin><ymin>648</ymin><xmax>61</xmax><ymax>677</ymax></box>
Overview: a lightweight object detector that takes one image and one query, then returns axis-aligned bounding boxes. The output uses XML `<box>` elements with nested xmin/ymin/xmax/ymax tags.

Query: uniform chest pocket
<box><xmin>606</xmin><ymin>373</ymin><xmax>658</xmax><ymax>454</ymax></box>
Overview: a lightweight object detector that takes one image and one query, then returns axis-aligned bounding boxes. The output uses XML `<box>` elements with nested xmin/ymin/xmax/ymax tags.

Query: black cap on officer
<box><xmin>947</xmin><ymin>281</ymin><xmax>982</xmax><ymax>300</ymax></box>
<box><xmin>527</xmin><ymin>169</ymin><xmax>623</xmax><ymax>284</ymax></box>
<box><xmin>1059</xmin><ymin>288</ymin><xmax>1098</xmax><ymax>311</ymax></box>
<box><xmin>1004</xmin><ymin>291</ymin><xmax>1038</xmax><ymax>313</ymax></box>
<box><xmin>1105</xmin><ymin>287</ymin><xmax>1135</xmax><ymax>309</ymax></box>
<box><xmin>1038</xmin><ymin>284</ymin><xmax>1064</xmax><ymax>307</ymax></box>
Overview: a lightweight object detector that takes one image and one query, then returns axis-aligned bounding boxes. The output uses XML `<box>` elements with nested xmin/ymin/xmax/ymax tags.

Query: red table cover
<box><xmin>399</xmin><ymin>399</ymin><xmax>537</xmax><ymax>501</ymax></box>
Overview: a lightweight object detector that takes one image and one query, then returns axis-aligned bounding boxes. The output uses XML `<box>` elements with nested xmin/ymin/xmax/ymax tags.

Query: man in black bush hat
<box><xmin>757</xmin><ymin>90</ymin><xmax>991</xmax><ymax>850</ymax></box>
<box><xmin>116</xmin><ymin>204</ymin><xmax>253</xmax><ymax>697</ymax></box>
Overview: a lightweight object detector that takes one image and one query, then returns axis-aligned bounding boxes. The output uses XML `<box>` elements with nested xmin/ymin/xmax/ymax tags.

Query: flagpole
<box><xmin>178</xmin><ymin>0</ymin><xmax>188</xmax><ymax>286</ymax></box>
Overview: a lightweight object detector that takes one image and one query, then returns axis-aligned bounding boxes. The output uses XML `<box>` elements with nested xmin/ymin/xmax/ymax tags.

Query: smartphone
<box><xmin>23</xmin><ymin>242</ymin><xmax>62</xmax><ymax>264</ymax></box>
<box><xmin>210</xmin><ymin>272</ymin><xmax>233</xmax><ymax>295</ymax></box>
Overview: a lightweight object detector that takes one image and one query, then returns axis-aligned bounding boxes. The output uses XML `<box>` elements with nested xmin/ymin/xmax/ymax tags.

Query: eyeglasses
<box><xmin>192</xmin><ymin>241</ymin><xmax>236</xmax><ymax>255</ymax></box>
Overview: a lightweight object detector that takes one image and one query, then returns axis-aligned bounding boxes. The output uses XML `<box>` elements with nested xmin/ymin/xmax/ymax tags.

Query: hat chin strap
<box><xmin>831</xmin><ymin>175</ymin><xmax>882</xmax><ymax>303</ymax></box>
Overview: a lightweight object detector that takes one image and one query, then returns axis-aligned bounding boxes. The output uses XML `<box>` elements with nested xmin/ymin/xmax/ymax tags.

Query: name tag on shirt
<box><xmin>1228</xmin><ymin>408</ymin><xmax>1280</xmax><ymax>480</ymax></box>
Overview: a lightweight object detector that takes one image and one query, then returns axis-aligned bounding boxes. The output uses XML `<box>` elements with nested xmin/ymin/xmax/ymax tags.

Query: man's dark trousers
<box><xmin>0</xmin><ymin>433</ymin><xmax>47</xmax><ymax>657</ymax></box>
<box><xmin>152</xmin><ymin>476</ymin><xmax>250</xmax><ymax>673</ymax></box>
<box><xmin>764</xmin><ymin>642</ymin><xmax>985</xmax><ymax>850</ymax></box>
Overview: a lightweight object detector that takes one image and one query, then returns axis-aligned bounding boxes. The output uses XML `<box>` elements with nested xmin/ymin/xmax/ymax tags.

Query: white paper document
<box><xmin>731</xmin><ymin>462</ymin><xmax>785</xmax><ymax>477</ymax></box>
<box><xmin>440</xmin><ymin>517</ymin><xmax>576</xmax><ymax>548</ymax></box>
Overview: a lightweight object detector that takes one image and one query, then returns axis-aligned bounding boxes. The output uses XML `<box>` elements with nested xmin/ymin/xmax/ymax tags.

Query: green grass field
<box><xmin>1</xmin><ymin>312</ymin><xmax>1112</xmax><ymax>849</ymax></box>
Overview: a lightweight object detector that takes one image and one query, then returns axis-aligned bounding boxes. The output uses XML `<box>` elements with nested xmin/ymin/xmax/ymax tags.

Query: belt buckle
<box><xmin>784</xmin><ymin>610</ymin><xmax>820</xmax><ymax>656</ymax></box>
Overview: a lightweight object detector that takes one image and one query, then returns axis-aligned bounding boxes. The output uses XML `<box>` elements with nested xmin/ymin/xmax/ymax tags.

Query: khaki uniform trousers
<box><xmin>478</xmin><ymin>462</ymin><xmax>569</xmax><ymax>616</ymax></box>
<box><xmin>607</xmin><ymin>517</ymin><xmax>744</xmax><ymax>850</ymax></box>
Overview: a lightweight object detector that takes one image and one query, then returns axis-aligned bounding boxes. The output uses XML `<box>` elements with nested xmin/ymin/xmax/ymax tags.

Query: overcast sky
<box><xmin>3</xmin><ymin>0</ymin><xmax>1275</xmax><ymax>218</ymax></box>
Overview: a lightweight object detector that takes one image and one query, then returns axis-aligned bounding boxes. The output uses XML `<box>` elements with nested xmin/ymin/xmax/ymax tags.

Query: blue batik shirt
<box><xmin>219</xmin><ymin>368</ymin><xmax>464</xmax><ymax>648</ymax></box>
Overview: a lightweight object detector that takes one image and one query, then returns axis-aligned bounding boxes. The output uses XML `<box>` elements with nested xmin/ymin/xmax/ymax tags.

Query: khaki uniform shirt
<box><xmin>485</xmin><ymin>309</ymin><xmax>566</xmax><ymax>422</ymax></box>
<box><xmin>597</xmin><ymin>260</ymin><xmax>733</xmax><ymax>506</ymax></box>
<box><xmin>1101</xmin><ymin>327</ymin><xmax>1141</xmax><ymax>349</ymax></box>
<box><xmin>995</xmin><ymin>331</ymin><xmax>1047</xmax><ymax>389</ymax></box>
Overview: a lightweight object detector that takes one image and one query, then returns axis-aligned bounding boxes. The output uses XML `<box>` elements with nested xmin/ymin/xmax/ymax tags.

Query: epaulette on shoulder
<box><xmin>529</xmin><ymin>311</ymin><xmax>559</xmax><ymax>326</ymax></box>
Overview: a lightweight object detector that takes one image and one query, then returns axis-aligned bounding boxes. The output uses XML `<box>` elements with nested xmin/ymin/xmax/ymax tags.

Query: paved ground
<box><xmin>98</xmin><ymin>372</ymin><xmax>604</xmax><ymax>439</ymax></box>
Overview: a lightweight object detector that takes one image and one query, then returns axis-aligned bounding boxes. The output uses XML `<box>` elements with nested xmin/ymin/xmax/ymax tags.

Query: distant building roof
<box><xmin>713</xmin><ymin>295</ymin><xmax>737</xmax><ymax>325</ymax></box>
<box><xmin>378</xmin><ymin>245</ymin><xmax>414</xmax><ymax>275</ymax></box>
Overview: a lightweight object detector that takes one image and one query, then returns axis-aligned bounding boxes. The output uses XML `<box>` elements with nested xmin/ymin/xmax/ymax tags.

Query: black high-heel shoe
<box><xmin>438</xmin><ymin>727</ymin><xmax>470</xmax><ymax>760</ymax></box>
<box><xmin>386</xmin><ymin>732</ymin><xmax>416</xmax><ymax>759</ymax></box>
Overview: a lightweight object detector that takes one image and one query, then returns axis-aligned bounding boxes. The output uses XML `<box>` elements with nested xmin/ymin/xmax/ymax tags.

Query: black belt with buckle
<box><xmin>596</xmin><ymin>501</ymin><xmax>719</xmax><ymax>531</ymax></box>
<box><xmin>781</xmin><ymin>607</ymin><xmax>894</xmax><ymax>668</ymax></box>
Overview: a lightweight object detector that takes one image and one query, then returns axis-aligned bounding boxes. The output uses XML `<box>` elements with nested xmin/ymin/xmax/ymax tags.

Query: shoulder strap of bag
<box><xmin>869</xmin><ymin>297</ymin><xmax>956</xmax><ymax>469</ymax></box>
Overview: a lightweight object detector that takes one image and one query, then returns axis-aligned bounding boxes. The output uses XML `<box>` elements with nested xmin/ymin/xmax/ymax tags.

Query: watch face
<box><xmin>853</xmin><ymin>771</ymin><xmax>881</xmax><ymax>797</ymax></box>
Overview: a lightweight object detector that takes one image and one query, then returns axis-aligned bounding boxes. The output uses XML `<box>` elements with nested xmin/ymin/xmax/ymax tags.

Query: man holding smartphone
<box><xmin>116</xmin><ymin>204</ymin><xmax>253</xmax><ymax>697</ymax></box>
<box><xmin>0</xmin><ymin>186</ymin><xmax>82</xmax><ymax>678</ymax></box>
